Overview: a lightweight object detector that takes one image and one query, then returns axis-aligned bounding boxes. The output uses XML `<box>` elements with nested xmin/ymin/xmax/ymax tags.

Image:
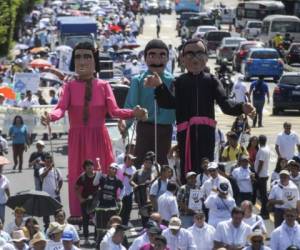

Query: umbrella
<box><xmin>30</xmin><ymin>59</ymin><xmax>52</xmax><ymax>69</ymax></box>
<box><xmin>0</xmin><ymin>156</ymin><xmax>10</xmax><ymax>165</ymax></box>
<box><xmin>109</xmin><ymin>24</ymin><xmax>122</xmax><ymax>33</ymax></box>
<box><xmin>6</xmin><ymin>190</ymin><xmax>62</xmax><ymax>217</ymax></box>
<box><xmin>0</xmin><ymin>86</ymin><xmax>16</xmax><ymax>100</ymax></box>
<box><xmin>15</xmin><ymin>44</ymin><xmax>29</xmax><ymax>50</ymax></box>
<box><xmin>30</xmin><ymin>47</ymin><xmax>49</xmax><ymax>54</ymax></box>
<box><xmin>40</xmin><ymin>72</ymin><xmax>62</xmax><ymax>84</ymax></box>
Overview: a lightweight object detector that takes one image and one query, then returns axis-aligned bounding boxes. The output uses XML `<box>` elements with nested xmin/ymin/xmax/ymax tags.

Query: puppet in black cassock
<box><xmin>144</xmin><ymin>39</ymin><xmax>256</xmax><ymax>182</ymax></box>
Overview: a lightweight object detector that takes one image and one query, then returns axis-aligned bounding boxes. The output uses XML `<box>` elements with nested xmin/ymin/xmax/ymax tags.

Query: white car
<box><xmin>243</xmin><ymin>21</ymin><xmax>262</xmax><ymax>39</ymax></box>
<box><xmin>192</xmin><ymin>25</ymin><xmax>218</xmax><ymax>39</ymax></box>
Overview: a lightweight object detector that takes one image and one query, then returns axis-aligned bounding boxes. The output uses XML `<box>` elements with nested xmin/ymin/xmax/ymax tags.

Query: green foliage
<box><xmin>0</xmin><ymin>0</ymin><xmax>42</xmax><ymax>56</ymax></box>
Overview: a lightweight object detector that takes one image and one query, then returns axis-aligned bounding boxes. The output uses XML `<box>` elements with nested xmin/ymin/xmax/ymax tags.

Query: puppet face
<box><xmin>145</xmin><ymin>48</ymin><xmax>168</xmax><ymax>74</ymax></box>
<box><xmin>182</xmin><ymin>41</ymin><xmax>208</xmax><ymax>75</ymax></box>
<box><xmin>74</xmin><ymin>49</ymin><xmax>95</xmax><ymax>79</ymax></box>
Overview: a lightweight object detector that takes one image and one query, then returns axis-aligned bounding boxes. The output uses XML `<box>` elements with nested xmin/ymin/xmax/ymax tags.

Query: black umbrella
<box><xmin>6</xmin><ymin>190</ymin><xmax>62</xmax><ymax>217</ymax></box>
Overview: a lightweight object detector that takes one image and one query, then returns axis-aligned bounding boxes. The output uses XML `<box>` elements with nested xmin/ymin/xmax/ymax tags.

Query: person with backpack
<box><xmin>249</xmin><ymin>76</ymin><xmax>270</xmax><ymax>128</ymax></box>
<box><xmin>149</xmin><ymin>165</ymin><xmax>172</xmax><ymax>211</ymax></box>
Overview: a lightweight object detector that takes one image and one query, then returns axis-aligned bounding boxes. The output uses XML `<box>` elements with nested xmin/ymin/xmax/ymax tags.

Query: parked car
<box><xmin>232</xmin><ymin>41</ymin><xmax>264</xmax><ymax>72</ymax></box>
<box><xmin>216</xmin><ymin>37</ymin><xmax>246</xmax><ymax>64</ymax></box>
<box><xmin>176</xmin><ymin>12</ymin><xmax>200</xmax><ymax>36</ymax></box>
<box><xmin>241</xmin><ymin>48</ymin><xmax>284</xmax><ymax>81</ymax></box>
<box><xmin>243</xmin><ymin>21</ymin><xmax>262</xmax><ymax>39</ymax></box>
<box><xmin>273</xmin><ymin>72</ymin><xmax>300</xmax><ymax>115</ymax></box>
<box><xmin>192</xmin><ymin>25</ymin><xmax>218</xmax><ymax>39</ymax></box>
<box><xmin>181</xmin><ymin>15</ymin><xmax>214</xmax><ymax>39</ymax></box>
<box><xmin>285</xmin><ymin>43</ymin><xmax>300</xmax><ymax>65</ymax></box>
<box><xmin>159</xmin><ymin>0</ymin><xmax>172</xmax><ymax>14</ymax></box>
<box><xmin>203</xmin><ymin>30</ymin><xmax>231</xmax><ymax>52</ymax></box>
<box><xmin>140</xmin><ymin>0</ymin><xmax>159</xmax><ymax>14</ymax></box>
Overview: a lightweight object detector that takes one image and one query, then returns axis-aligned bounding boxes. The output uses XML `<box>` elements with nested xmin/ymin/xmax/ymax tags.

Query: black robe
<box><xmin>155</xmin><ymin>71</ymin><xmax>243</xmax><ymax>179</ymax></box>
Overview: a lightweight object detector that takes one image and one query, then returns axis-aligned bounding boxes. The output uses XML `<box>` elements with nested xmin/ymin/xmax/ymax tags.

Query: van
<box><xmin>203</xmin><ymin>30</ymin><xmax>231</xmax><ymax>52</ymax></box>
<box><xmin>261</xmin><ymin>15</ymin><xmax>300</xmax><ymax>47</ymax></box>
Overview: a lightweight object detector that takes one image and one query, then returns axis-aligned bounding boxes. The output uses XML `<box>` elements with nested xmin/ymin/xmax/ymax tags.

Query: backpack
<box><xmin>253</xmin><ymin>81</ymin><xmax>264</xmax><ymax>98</ymax></box>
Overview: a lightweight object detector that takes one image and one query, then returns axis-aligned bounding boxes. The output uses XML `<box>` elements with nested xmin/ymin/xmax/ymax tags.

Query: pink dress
<box><xmin>50</xmin><ymin>79</ymin><xmax>134</xmax><ymax>216</ymax></box>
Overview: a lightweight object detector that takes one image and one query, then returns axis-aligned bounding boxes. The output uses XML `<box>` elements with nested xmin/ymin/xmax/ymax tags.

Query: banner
<box><xmin>283</xmin><ymin>187</ymin><xmax>298</xmax><ymax>208</ymax></box>
<box><xmin>13</xmin><ymin>73</ymin><xmax>40</xmax><ymax>93</ymax></box>
<box><xmin>188</xmin><ymin>189</ymin><xmax>203</xmax><ymax>212</ymax></box>
<box><xmin>0</xmin><ymin>106</ymin><xmax>68</xmax><ymax>134</ymax></box>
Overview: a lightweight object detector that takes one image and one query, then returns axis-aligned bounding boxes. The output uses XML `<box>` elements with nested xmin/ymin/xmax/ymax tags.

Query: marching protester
<box><xmin>244</xmin><ymin>229</ymin><xmax>271</xmax><ymax>250</ymax></box>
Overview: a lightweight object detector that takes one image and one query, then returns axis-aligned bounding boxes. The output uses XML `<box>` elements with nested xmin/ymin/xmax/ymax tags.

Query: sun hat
<box><xmin>218</xmin><ymin>182</ymin><xmax>229</xmax><ymax>194</ymax></box>
<box><xmin>61</xmin><ymin>231</ymin><xmax>74</xmax><ymax>241</ymax></box>
<box><xmin>30</xmin><ymin>232</ymin><xmax>46</xmax><ymax>246</ymax></box>
<box><xmin>11</xmin><ymin>230</ymin><xmax>28</xmax><ymax>242</ymax></box>
<box><xmin>168</xmin><ymin>217</ymin><xmax>181</xmax><ymax>230</ymax></box>
<box><xmin>248</xmin><ymin>229</ymin><xmax>265</xmax><ymax>241</ymax></box>
<box><xmin>47</xmin><ymin>222</ymin><xmax>64</xmax><ymax>235</ymax></box>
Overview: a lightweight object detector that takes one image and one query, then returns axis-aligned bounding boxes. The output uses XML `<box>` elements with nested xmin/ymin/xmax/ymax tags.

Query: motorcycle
<box><xmin>216</xmin><ymin>71</ymin><xmax>234</xmax><ymax>97</ymax></box>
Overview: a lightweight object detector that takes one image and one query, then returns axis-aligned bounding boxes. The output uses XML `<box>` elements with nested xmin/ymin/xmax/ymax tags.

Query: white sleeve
<box><xmin>231</xmin><ymin>169</ymin><xmax>238</xmax><ymax>180</ymax></box>
<box><xmin>295</xmin><ymin>133</ymin><xmax>300</xmax><ymax>145</ymax></box>
<box><xmin>93</xmin><ymin>171</ymin><xmax>102</xmax><ymax>186</ymax></box>
<box><xmin>275</xmin><ymin>135</ymin><xmax>280</xmax><ymax>146</ymax></box>
<box><xmin>204</xmin><ymin>195</ymin><xmax>214</xmax><ymax>209</ymax></box>
<box><xmin>270</xmin><ymin>231</ymin><xmax>279</xmax><ymax>250</ymax></box>
<box><xmin>213</xmin><ymin>224</ymin><xmax>224</xmax><ymax>243</ymax></box>
<box><xmin>187</xmin><ymin>230</ymin><xmax>197</xmax><ymax>250</ymax></box>
<box><xmin>170</xmin><ymin>197</ymin><xmax>179</xmax><ymax>217</ymax></box>
<box><xmin>149</xmin><ymin>181</ymin><xmax>158</xmax><ymax>196</ymax></box>
<box><xmin>268</xmin><ymin>186</ymin><xmax>277</xmax><ymax>200</ymax></box>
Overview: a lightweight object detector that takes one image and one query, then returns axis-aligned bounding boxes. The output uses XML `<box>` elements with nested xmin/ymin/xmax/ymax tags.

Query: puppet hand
<box><xmin>144</xmin><ymin>72</ymin><xmax>162</xmax><ymax>88</ymax></box>
<box><xmin>41</xmin><ymin>111</ymin><xmax>51</xmax><ymax>126</ymax></box>
<box><xmin>133</xmin><ymin>106</ymin><xmax>148</xmax><ymax>121</ymax></box>
<box><xmin>242</xmin><ymin>103</ymin><xmax>256</xmax><ymax>119</ymax></box>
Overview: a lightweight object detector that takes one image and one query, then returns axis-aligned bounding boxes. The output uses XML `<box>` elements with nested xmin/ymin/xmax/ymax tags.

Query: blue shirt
<box><xmin>250</xmin><ymin>80</ymin><xmax>269</xmax><ymax>101</ymax></box>
<box><xmin>9</xmin><ymin>125</ymin><xmax>28</xmax><ymax>144</ymax></box>
<box><xmin>124</xmin><ymin>70</ymin><xmax>176</xmax><ymax>127</ymax></box>
<box><xmin>50</xmin><ymin>97</ymin><xmax>58</xmax><ymax>105</ymax></box>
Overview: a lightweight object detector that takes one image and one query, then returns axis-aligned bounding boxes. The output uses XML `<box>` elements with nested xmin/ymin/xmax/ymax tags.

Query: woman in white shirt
<box><xmin>204</xmin><ymin>182</ymin><xmax>236</xmax><ymax>228</ymax></box>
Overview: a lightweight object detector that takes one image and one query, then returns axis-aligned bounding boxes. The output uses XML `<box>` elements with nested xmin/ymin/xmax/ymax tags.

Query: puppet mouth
<box><xmin>149</xmin><ymin>64</ymin><xmax>164</xmax><ymax>68</ymax></box>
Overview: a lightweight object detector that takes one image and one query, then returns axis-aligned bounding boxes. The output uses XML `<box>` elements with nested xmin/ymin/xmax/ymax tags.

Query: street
<box><xmin>2</xmin><ymin>0</ymin><xmax>300</xmax><ymax>248</ymax></box>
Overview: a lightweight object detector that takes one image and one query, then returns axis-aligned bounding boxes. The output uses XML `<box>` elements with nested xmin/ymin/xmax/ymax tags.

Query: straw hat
<box><xmin>47</xmin><ymin>222</ymin><xmax>64</xmax><ymax>235</ymax></box>
<box><xmin>30</xmin><ymin>232</ymin><xmax>47</xmax><ymax>246</ymax></box>
<box><xmin>248</xmin><ymin>229</ymin><xmax>265</xmax><ymax>241</ymax></box>
<box><xmin>11</xmin><ymin>230</ymin><xmax>28</xmax><ymax>242</ymax></box>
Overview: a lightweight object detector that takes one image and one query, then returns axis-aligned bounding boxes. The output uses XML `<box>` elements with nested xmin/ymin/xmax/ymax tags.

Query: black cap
<box><xmin>115</xmin><ymin>224</ymin><xmax>129</xmax><ymax>232</ymax></box>
<box><xmin>148</xmin><ymin>226</ymin><xmax>162</xmax><ymax>235</ymax></box>
<box><xmin>145</xmin><ymin>221</ymin><xmax>158</xmax><ymax>229</ymax></box>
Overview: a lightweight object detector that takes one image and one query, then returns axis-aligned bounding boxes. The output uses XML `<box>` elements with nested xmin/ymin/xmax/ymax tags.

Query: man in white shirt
<box><xmin>187</xmin><ymin>212</ymin><xmax>215</xmax><ymax>250</ymax></box>
<box><xmin>275</xmin><ymin>122</ymin><xmax>300</xmax><ymax>160</ymax></box>
<box><xmin>270</xmin><ymin>208</ymin><xmax>300</xmax><ymax>250</ymax></box>
<box><xmin>129</xmin><ymin>221</ymin><xmax>160</xmax><ymax>250</ymax></box>
<box><xmin>162</xmin><ymin>217</ymin><xmax>196</xmax><ymax>250</ymax></box>
<box><xmin>99</xmin><ymin>224</ymin><xmax>127</xmax><ymax>250</ymax></box>
<box><xmin>150</xmin><ymin>165</ymin><xmax>172</xmax><ymax>211</ymax></box>
<box><xmin>254</xmin><ymin>135</ymin><xmax>270</xmax><ymax>219</ymax></box>
<box><xmin>39</xmin><ymin>153</ymin><xmax>63</xmax><ymax>230</ymax></box>
<box><xmin>118</xmin><ymin>154</ymin><xmax>137</xmax><ymax>226</ymax></box>
<box><xmin>214</xmin><ymin>207</ymin><xmax>252</xmax><ymax>249</ymax></box>
<box><xmin>18</xmin><ymin>90</ymin><xmax>39</xmax><ymax>108</ymax></box>
<box><xmin>202</xmin><ymin>162</ymin><xmax>233</xmax><ymax>200</ymax></box>
<box><xmin>268</xmin><ymin>170</ymin><xmax>300</xmax><ymax>228</ymax></box>
<box><xmin>158</xmin><ymin>181</ymin><xmax>179</xmax><ymax>225</ymax></box>
<box><xmin>231</xmin><ymin>155</ymin><xmax>254</xmax><ymax>205</ymax></box>
<box><xmin>232</xmin><ymin>75</ymin><xmax>249</xmax><ymax>103</ymax></box>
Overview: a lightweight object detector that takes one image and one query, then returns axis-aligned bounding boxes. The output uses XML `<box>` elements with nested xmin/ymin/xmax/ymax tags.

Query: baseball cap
<box><xmin>36</xmin><ymin>140</ymin><xmax>45</xmax><ymax>146</ymax></box>
<box><xmin>61</xmin><ymin>231</ymin><xmax>74</xmax><ymax>241</ymax></box>
<box><xmin>186</xmin><ymin>171</ymin><xmax>197</xmax><ymax>179</ymax></box>
<box><xmin>218</xmin><ymin>182</ymin><xmax>229</xmax><ymax>194</ymax></box>
<box><xmin>148</xmin><ymin>226</ymin><xmax>162</xmax><ymax>235</ymax></box>
<box><xmin>168</xmin><ymin>217</ymin><xmax>181</xmax><ymax>230</ymax></box>
<box><xmin>110</xmin><ymin>163</ymin><xmax>119</xmax><ymax>169</ymax></box>
<box><xmin>279</xmin><ymin>170</ymin><xmax>290</xmax><ymax>176</ymax></box>
<box><xmin>207</xmin><ymin>162</ymin><xmax>218</xmax><ymax>170</ymax></box>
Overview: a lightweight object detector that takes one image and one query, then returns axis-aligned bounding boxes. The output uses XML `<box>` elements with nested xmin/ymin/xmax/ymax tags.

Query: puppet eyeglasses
<box><xmin>184</xmin><ymin>51</ymin><xmax>207</xmax><ymax>60</ymax></box>
<box><xmin>74</xmin><ymin>54</ymin><xmax>93</xmax><ymax>60</ymax></box>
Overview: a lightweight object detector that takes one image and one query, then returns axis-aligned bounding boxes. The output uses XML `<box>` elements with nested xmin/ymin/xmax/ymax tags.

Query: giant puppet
<box><xmin>145</xmin><ymin>39</ymin><xmax>255</xmax><ymax>181</ymax></box>
<box><xmin>41</xmin><ymin>42</ymin><xmax>147</xmax><ymax>216</ymax></box>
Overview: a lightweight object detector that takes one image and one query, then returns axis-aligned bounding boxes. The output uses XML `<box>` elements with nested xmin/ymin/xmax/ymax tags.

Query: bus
<box><xmin>175</xmin><ymin>0</ymin><xmax>202</xmax><ymax>14</ymax></box>
<box><xmin>235</xmin><ymin>1</ymin><xmax>285</xmax><ymax>28</ymax></box>
<box><xmin>261</xmin><ymin>15</ymin><xmax>300</xmax><ymax>46</ymax></box>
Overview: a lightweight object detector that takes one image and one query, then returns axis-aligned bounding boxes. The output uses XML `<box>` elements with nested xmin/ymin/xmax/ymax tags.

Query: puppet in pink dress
<box><xmin>49</xmin><ymin>79</ymin><xmax>137</xmax><ymax>216</ymax></box>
